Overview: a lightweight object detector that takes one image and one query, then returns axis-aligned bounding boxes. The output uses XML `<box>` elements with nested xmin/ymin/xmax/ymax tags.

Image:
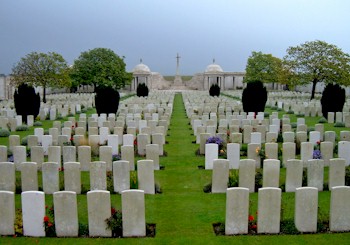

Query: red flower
<box><xmin>251</xmin><ymin>224</ymin><xmax>257</xmax><ymax>229</ymax></box>
<box><xmin>134</xmin><ymin>139</ymin><xmax>137</xmax><ymax>145</ymax></box>
<box><xmin>45</xmin><ymin>205</ymin><xmax>48</xmax><ymax>209</ymax></box>
<box><xmin>248</xmin><ymin>215</ymin><xmax>254</xmax><ymax>221</ymax></box>
<box><xmin>111</xmin><ymin>207</ymin><xmax>116</xmax><ymax>215</ymax></box>
<box><xmin>48</xmin><ymin>222</ymin><xmax>53</xmax><ymax>227</ymax></box>
<box><xmin>44</xmin><ymin>216</ymin><xmax>49</xmax><ymax>222</ymax></box>
<box><xmin>317</xmin><ymin>140</ymin><xmax>321</xmax><ymax>145</ymax></box>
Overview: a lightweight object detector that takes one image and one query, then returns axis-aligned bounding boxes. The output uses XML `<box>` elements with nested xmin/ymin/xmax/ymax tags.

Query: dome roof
<box><xmin>132</xmin><ymin>63</ymin><xmax>151</xmax><ymax>73</ymax></box>
<box><xmin>205</xmin><ymin>63</ymin><xmax>223</xmax><ymax>73</ymax></box>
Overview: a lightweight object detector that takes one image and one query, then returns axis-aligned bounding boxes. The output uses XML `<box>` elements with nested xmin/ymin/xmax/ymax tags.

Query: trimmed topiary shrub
<box><xmin>14</xmin><ymin>84</ymin><xmax>40</xmax><ymax>124</ymax></box>
<box><xmin>242</xmin><ymin>81</ymin><xmax>268</xmax><ymax>113</ymax></box>
<box><xmin>136</xmin><ymin>83</ymin><xmax>149</xmax><ymax>97</ymax></box>
<box><xmin>0</xmin><ymin>128</ymin><xmax>10</xmax><ymax>137</ymax></box>
<box><xmin>95</xmin><ymin>86</ymin><xmax>120</xmax><ymax>116</ymax></box>
<box><xmin>209</xmin><ymin>84</ymin><xmax>220</xmax><ymax>97</ymax></box>
<box><xmin>321</xmin><ymin>83</ymin><xmax>345</xmax><ymax>119</ymax></box>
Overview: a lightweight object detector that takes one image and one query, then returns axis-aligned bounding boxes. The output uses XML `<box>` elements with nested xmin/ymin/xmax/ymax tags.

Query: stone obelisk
<box><xmin>174</xmin><ymin>53</ymin><xmax>183</xmax><ymax>86</ymax></box>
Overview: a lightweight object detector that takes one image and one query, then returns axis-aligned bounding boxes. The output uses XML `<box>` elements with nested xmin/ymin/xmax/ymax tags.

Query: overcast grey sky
<box><xmin>1</xmin><ymin>0</ymin><xmax>350</xmax><ymax>76</ymax></box>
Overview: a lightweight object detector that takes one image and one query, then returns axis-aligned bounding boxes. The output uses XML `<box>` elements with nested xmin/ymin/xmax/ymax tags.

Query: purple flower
<box><xmin>312</xmin><ymin>150</ymin><xmax>322</xmax><ymax>159</ymax></box>
<box><xmin>206</xmin><ymin>136</ymin><xmax>224</xmax><ymax>146</ymax></box>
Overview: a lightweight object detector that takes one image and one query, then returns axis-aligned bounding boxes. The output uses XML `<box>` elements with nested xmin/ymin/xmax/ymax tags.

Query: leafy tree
<box><xmin>284</xmin><ymin>40</ymin><xmax>350</xmax><ymax>100</ymax></box>
<box><xmin>11</xmin><ymin>52</ymin><xmax>70</xmax><ymax>103</ymax></box>
<box><xmin>71</xmin><ymin>48</ymin><xmax>132</xmax><ymax>91</ymax></box>
<box><xmin>244</xmin><ymin>51</ymin><xmax>288</xmax><ymax>86</ymax></box>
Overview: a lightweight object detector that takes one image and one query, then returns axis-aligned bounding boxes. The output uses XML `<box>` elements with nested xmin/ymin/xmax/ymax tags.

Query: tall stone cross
<box><xmin>176</xmin><ymin>53</ymin><xmax>181</xmax><ymax>75</ymax></box>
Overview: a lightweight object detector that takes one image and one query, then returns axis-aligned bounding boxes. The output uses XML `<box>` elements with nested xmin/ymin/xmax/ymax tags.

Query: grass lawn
<box><xmin>1</xmin><ymin>93</ymin><xmax>350</xmax><ymax>244</ymax></box>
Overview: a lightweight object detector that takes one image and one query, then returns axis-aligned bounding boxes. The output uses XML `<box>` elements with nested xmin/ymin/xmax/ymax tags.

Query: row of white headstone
<box><xmin>0</xmin><ymin>189</ymin><xmax>146</xmax><ymax>237</ymax></box>
<box><xmin>204</xmin><ymin>140</ymin><xmax>350</xmax><ymax>169</ymax></box>
<box><xmin>225</xmin><ymin>186</ymin><xmax>350</xmax><ymax>234</ymax></box>
<box><xmin>0</xmin><ymin>159</ymin><xmax>157</xmax><ymax>195</ymax></box>
<box><xmin>210</xmin><ymin>158</ymin><xmax>346</xmax><ymax>193</ymax></box>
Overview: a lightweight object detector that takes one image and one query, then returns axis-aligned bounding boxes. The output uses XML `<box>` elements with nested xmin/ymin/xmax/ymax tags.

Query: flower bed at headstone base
<box><xmin>212</xmin><ymin>220</ymin><xmax>330</xmax><ymax>236</ymax></box>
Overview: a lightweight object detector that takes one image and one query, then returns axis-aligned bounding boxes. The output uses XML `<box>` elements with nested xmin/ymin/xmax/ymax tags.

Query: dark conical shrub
<box><xmin>95</xmin><ymin>86</ymin><xmax>120</xmax><ymax>115</ymax></box>
<box><xmin>321</xmin><ymin>83</ymin><xmax>345</xmax><ymax>119</ymax></box>
<box><xmin>242</xmin><ymin>81</ymin><xmax>268</xmax><ymax>113</ymax></box>
<box><xmin>136</xmin><ymin>83</ymin><xmax>149</xmax><ymax>97</ymax></box>
<box><xmin>14</xmin><ymin>83</ymin><xmax>40</xmax><ymax>123</ymax></box>
<box><xmin>209</xmin><ymin>84</ymin><xmax>220</xmax><ymax>97</ymax></box>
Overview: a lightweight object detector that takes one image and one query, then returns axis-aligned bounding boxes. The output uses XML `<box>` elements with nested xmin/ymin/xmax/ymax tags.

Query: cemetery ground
<box><xmin>1</xmin><ymin>93</ymin><xmax>350</xmax><ymax>244</ymax></box>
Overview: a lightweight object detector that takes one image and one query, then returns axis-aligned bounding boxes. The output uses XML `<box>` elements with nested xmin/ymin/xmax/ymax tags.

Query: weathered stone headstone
<box><xmin>27</xmin><ymin>135</ymin><xmax>39</xmax><ymax>149</ymax></box>
<box><xmin>338</xmin><ymin>141</ymin><xmax>350</xmax><ymax>166</ymax></box>
<box><xmin>0</xmin><ymin>162</ymin><xmax>15</xmax><ymax>192</ymax></box>
<box><xmin>121</xmin><ymin>190</ymin><xmax>146</xmax><ymax>237</ymax></box>
<box><xmin>21</xmin><ymin>162</ymin><xmax>38</xmax><ymax>191</ymax></box>
<box><xmin>88</xmin><ymin>135</ymin><xmax>100</xmax><ymax>156</ymax></box>
<box><xmin>137</xmin><ymin>160</ymin><xmax>155</xmax><ymax>194</ymax></box>
<box><xmin>329</xmin><ymin>158</ymin><xmax>345</xmax><ymax>189</ymax></box>
<box><xmin>309</xmin><ymin>131</ymin><xmax>321</xmax><ymax>145</ymax></box>
<box><xmin>21</xmin><ymin>191</ymin><xmax>45</xmax><ymax>237</ymax></box>
<box><xmin>99</xmin><ymin>146</ymin><xmax>113</xmax><ymax>171</ymax></box>
<box><xmin>205</xmin><ymin>143</ymin><xmax>218</xmax><ymax>169</ymax></box>
<box><xmin>31</xmin><ymin>146</ymin><xmax>44</xmax><ymax>170</ymax></box>
<box><xmin>225</xmin><ymin>187</ymin><xmax>249</xmax><ymax>235</ymax></box>
<box><xmin>239</xmin><ymin>159</ymin><xmax>255</xmax><ymax>192</ymax></box>
<box><xmin>0</xmin><ymin>145</ymin><xmax>7</xmax><ymax>162</ymax></box>
<box><xmin>63</xmin><ymin>146</ymin><xmax>76</xmax><ymax>163</ymax></box>
<box><xmin>9</xmin><ymin>135</ymin><xmax>20</xmax><ymax>152</ymax></box>
<box><xmin>227</xmin><ymin>143</ymin><xmax>240</xmax><ymax>169</ymax></box>
<box><xmin>265</xmin><ymin>143</ymin><xmax>278</xmax><ymax>160</ymax></box>
<box><xmin>13</xmin><ymin>145</ymin><xmax>26</xmax><ymax>170</ymax></box>
<box><xmin>113</xmin><ymin>160</ymin><xmax>130</xmax><ymax>193</ymax></box>
<box><xmin>301</xmin><ymin>142</ymin><xmax>313</xmax><ymax>167</ymax></box>
<box><xmin>295</xmin><ymin>187</ymin><xmax>318</xmax><ymax>232</ymax></box>
<box><xmin>152</xmin><ymin>133</ymin><xmax>164</xmax><ymax>156</ymax></box>
<box><xmin>87</xmin><ymin>190</ymin><xmax>112</xmax><ymax>237</ymax></box>
<box><xmin>54</xmin><ymin>191</ymin><xmax>79</xmax><ymax>237</ymax></box>
<box><xmin>285</xmin><ymin>159</ymin><xmax>303</xmax><ymax>192</ymax></box>
<box><xmin>48</xmin><ymin>146</ymin><xmax>61</xmax><ymax>168</ymax></box>
<box><xmin>320</xmin><ymin>141</ymin><xmax>333</xmax><ymax>166</ymax></box>
<box><xmin>90</xmin><ymin>161</ymin><xmax>107</xmax><ymax>190</ymax></box>
<box><xmin>107</xmin><ymin>134</ymin><xmax>119</xmax><ymax>155</ymax></box>
<box><xmin>330</xmin><ymin>186</ymin><xmax>350</xmax><ymax>231</ymax></box>
<box><xmin>121</xmin><ymin>145</ymin><xmax>135</xmax><ymax>171</ymax></box>
<box><xmin>34</xmin><ymin>128</ymin><xmax>44</xmax><ymax>144</ymax></box>
<box><xmin>146</xmin><ymin>144</ymin><xmax>160</xmax><ymax>170</ymax></box>
<box><xmin>42</xmin><ymin>162</ymin><xmax>59</xmax><ymax>194</ymax></box>
<box><xmin>64</xmin><ymin>162</ymin><xmax>81</xmax><ymax>194</ymax></box>
<box><xmin>262</xmin><ymin>159</ymin><xmax>280</xmax><ymax>188</ymax></box>
<box><xmin>78</xmin><ymin>146</ymin><xmax>91</xmax><ymax>171</ymax></box>
<box><xmin>282</xmin><ymin>142</ymin><xmax>296</xmax><ymax>167</ymax></box>
<box><xmin>257</xmin><ymin>187</ymin><xmax>281</xmax><ymax>234</ymax></box>
<box><xmin>212</xmin><ymin>159</ymin><xmax>229</xmax><ymax>193</ymax></box>
<box><xmin>200</xmin><ymin>133</ymin><xmax>211</xmax><ymax>155</ymax></box>
<box><xmin>324</xmin><ymin>131</ymin><xmax>336</xmax><ymax>144</ymax></box>
<box><xmin>247</xmin><ymin>143</ymin><xmax>261</xmax><ymax>168</ymax></box>
<box><xmin>0</xmin><ymin>191</ymin><xmax>15</xmax><ymax>235</ymax></box>
<box><xmin>137</xmin><ymin>134</ymin><xmax>149</xmax><ymax>156</ymax></box>
<box><xmin>307</xmin><ymin>159</ymin><xmax>324</xmax><ymax>191</ymax></box>
<box><xmin>123</xmin><ymin>134</ymin><xmax>134</xmax><ymax>146</ymax></box>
